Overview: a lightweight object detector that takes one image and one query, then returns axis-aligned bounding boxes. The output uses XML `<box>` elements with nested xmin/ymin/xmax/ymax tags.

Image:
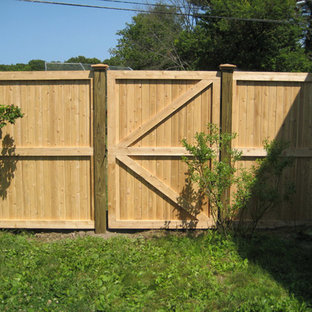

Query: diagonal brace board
<box><xmin>116</xmin><ymin>155</ymin><xmax>209</xmax><ymax>221</ymax></box>
<box><xmin>118</xmin><ymin>79</ymin><xmax>213</xmax><ymax>147</ymax></box>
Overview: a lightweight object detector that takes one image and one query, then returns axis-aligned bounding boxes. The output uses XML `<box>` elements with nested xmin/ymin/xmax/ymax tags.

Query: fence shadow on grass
<box><xmin>0</xmin><ymin>132</ymin><xmax>18</xmax><ymax>199</ymax></box>
<box><xmin>235</xmin><ymin>232</ymin><xmax>312</xmax><ymax>308</ymax></box>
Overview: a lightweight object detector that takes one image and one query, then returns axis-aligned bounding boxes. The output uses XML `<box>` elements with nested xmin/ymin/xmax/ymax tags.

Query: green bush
<box><xmin>181</xmin><ymin>124</ymin><xmax>294</xmax><ymax>236</ymax></box>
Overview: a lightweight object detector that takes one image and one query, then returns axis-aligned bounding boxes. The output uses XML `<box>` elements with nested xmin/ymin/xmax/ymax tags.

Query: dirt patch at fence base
<box><xmin>32</xmin><ymin>230</ymin><xmax>159</xmax><ymax>242</ymax></box>
<box><xmin>33</xmin><ymin>230</ymin><xmax>127</xmax><ymax>242</ymax></box>
<box><xmin>31</xmin><ymin>229</ymin><xmax>208</xmax><ymax>242</ymax></box>
<box><xmin>16</xmin><ymin>226</ymin><xmax>312</xmax><ymax>246</ymax></box>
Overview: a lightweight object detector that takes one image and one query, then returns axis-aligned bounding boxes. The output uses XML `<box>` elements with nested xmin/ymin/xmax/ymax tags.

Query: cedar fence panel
<box><xmin>232</xmin><ymin>72</ymin><xmax>312</xmax><ymax>226</ymax></box>
<box><xmin>0</xmin><ymin>71</ymin><xmax>94</xmax><ymax>229</ymax></box>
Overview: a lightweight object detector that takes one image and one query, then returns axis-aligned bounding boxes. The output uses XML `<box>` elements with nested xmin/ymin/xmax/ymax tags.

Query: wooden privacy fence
<box><xmin>0</xmin><ymin>66</ymin><xmax>311</xmax><ymax>232</ymax></box>
<box><xmin>0</xmin><ymin>71</ymin><xmax>94</xmax><ymax>229</ymax></box>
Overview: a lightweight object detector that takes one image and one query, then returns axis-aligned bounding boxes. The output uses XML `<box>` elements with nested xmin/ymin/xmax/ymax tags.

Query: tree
<box><xmin>105</xmin><ymin>0</ymin><xmax>312</xmax><ymax>71</ymax></box>
<box><xmin>66</xmin><ymin>56</ymin><xmax>101</xmax><ymax>64</ymax></box>
<box><xmin>108</xmin><ymin>4</ymin><xmax>188</xmax><ymax>70</ymax></box>
<box><xmin>28</xmin><ymin>59</ymin><xmax>45</xmax><ymax>71</ymax></box>
<box><xmin>297</xmin><ymin>0</ymin><xmax>312</xmax><ymax>58</ymax></box>
<box><xmin>176</xmin><ymin>0</ymin><xmax>312</xmax><ymax>71</ymax></box>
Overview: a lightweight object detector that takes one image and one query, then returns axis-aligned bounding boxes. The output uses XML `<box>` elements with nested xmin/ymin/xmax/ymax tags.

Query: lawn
<box><xmin>0</xmin><ymin>230</ymin><xmax>311</xmax><ymax>312</ymax></box>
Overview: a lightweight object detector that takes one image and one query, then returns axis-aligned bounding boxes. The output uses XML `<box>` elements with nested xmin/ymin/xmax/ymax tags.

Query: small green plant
<box><xmin>0</xmin><ymin>104</ymin><xmax>24</xmax><ymax>129</ymax></box>
<box><xmin>0</xmin><ymin>104</ymin><xmax>23</xmax><ymax>198</ymax></box>
<box><xmin>181</xmin><ymin>123</ymin><xmax>294</xmax><ymax>236</ymax></box>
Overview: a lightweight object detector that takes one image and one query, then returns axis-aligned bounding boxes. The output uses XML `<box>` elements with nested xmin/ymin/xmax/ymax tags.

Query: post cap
<box><xmin>91</xmin><ymin>64</ymin><xmax>109</xmax><ymax>70</ymax></box>
<box><xmin>219</xmin><ymin>64</ymin><xmax>237</xmax><ymax>72</ymax></box>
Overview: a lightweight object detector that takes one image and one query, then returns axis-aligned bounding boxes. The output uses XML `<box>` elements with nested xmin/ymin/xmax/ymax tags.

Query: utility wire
<box><xmin>96</xmin><ymin>0</ymin><xmax>183</xmax><ymax>10</ymax></box>
<box><xmin>19</xmin><ymin>0</ymin><xmax>194</xmax><ymax>15</ymax></box>
<box><xmin>19</xmin><ymin>0</ymin><xmax>292</xmax><ymax>24</ymax></box>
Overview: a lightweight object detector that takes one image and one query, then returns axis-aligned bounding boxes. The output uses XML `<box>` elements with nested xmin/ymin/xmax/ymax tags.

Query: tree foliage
<box><xmin>66</xmin><ymin>56</ymin><xmax>101</xmax><ymax>64</ymax></box>
<box><xmin>108</xmin><ymin>4</ymin><xmax>188</xmax><ymax>70</ymax></box>
<box><xmin>107</xmin><ymin>0</ymin><xmax>312</xmax><ymax>71</ymax></box>
<box><xmin>177</xmin><ymin>0</ymin><xmax>311</xmax><ymax>71</ymax></box>
<box><xmin>297</xmin><ymin>0</ymin><xmax>312</xmax><ymax>57</ymax></box>
<box><xmin>0</xmin><ymin>59</ymin><xmax>45</xmax><ymax>71</ymax></box>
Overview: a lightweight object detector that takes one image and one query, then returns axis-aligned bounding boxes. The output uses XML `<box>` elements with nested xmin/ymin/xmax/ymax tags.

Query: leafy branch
<box><xmin>0</xmin><ymin>105</ymin><xmax>24</xmax><ymax>129</ymax></box>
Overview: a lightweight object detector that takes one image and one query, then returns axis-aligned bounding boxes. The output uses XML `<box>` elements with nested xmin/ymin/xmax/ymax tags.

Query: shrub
<box><xmin>181</xmin><ymin>124</ymin><xmax>294</xmax><ymax>236</ymax></box>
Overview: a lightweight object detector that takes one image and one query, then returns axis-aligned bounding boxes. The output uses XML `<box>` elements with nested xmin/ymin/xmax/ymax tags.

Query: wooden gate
<box><xmin>107</xmin><ymin>71</ymin><xmax>221</xmax><ymax>228</ymax></box>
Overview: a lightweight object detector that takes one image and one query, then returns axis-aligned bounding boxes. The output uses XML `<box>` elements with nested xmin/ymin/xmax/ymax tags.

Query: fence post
<box><xmin>219</xmin><ymin>64</ymin><xmax>236</xmax><ymax>212</ymax></box>
<box><xmin>219</xmin><ymin>64</ymin><xmax>236</xmax><ymax>142</ymax></box>
<box><xmin>92</xmin><ymin>64</ymin><xmax>109</xmax><ymax>233</ymax></box>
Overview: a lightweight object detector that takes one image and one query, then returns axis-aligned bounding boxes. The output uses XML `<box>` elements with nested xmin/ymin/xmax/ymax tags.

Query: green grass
<box><xmin>0</xmin><ymin>231</ymin><xmax>311</xmax><ymax>312</ymax></box>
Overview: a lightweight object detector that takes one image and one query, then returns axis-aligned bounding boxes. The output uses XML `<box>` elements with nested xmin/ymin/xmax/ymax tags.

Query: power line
<box><xmin>19</xmin><ymin>0</ymin><xmax>292</xmax><ymax>24</ymax></box>
<box><xmin>96</xmin><ymin>0</ymin><xmax>183</xmax><ymax>10</ymax></box>
<box><xmin>19</xmin><ymin>0</ymin><xmax>192</xmax><ymax>15</ymax></box>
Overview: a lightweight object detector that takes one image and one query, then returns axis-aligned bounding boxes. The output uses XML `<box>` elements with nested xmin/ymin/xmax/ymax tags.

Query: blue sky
<box><xmin>0</xmin><ymin>0</ymin><xmax>142</xmax><ymax>64</ymax></box>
